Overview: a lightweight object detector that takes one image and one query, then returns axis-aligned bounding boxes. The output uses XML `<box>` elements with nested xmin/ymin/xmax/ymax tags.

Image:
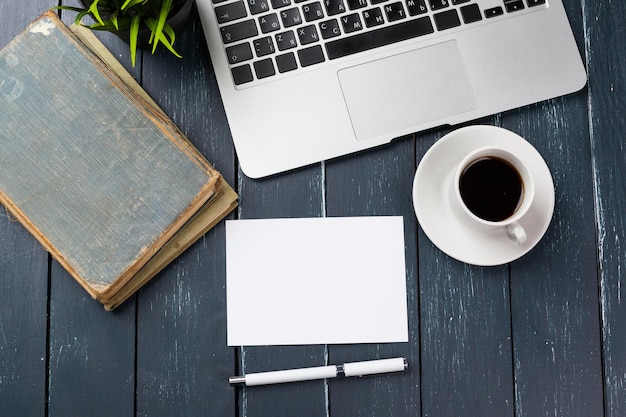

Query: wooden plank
<box><xmin>2</xmin><ymin>3</ymin><xmax>620</xmax><ymax>417</ymax></box>
<box><xmin>415</xmin><ymin>121</ymin><xmax>515</xmax><ymax>417</ymax></box>
<box><xmin>583</xmin><ymin>0</ymin><xmax>626</xmax><ymax>415</ymax></box>
<box><xmin>135</xmin><ymin>225</ymin><xmax>235</xmax><ymax>417</ymax></box>
<box><xmin>0</xmin><ymin>2</ymin><xmax>55</xmax><ymax>416</ymax></box>
<box><xmin>324</xmin><ymin>137</ymin><xmax>421</xmax><ymax>416</ymax></box>
<box><xmin>47</xmin><ymin>264</ymin><xmax>136</xmax><ymax>416</ymax></box>
<box><xmin>134</xmin><ymin>10</ymin><xmax>237</xmax><ymax>417</ymax></box>
<box><xmin>236</xmin><ymin>165</ymin><xmax>327</xmax><ymax>417</ymax></box>
<box><xmin>504</xmin><ymin>0</ymin><xmax>605</xmax><ymax>415</ymax></box>
<box><xmin>504</xmin><ymin>99</ymin><xmax>604</xmax><ymax>416</ymax></box>
<box><xmin>0</xmin><ymin>211</ymin><xmax>49</xmax><ymax>416</ymax></box>
<box><xmin>43</xmin><ymin>4</ymin><xmax>138</xmax><ymax>417</ymax></box>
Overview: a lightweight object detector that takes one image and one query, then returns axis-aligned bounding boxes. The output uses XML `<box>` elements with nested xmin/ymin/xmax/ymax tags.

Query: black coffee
<box><xmin>459</xmin><ymin>156</ymin><xmax>523</xmax><ymax>222</ymax></box>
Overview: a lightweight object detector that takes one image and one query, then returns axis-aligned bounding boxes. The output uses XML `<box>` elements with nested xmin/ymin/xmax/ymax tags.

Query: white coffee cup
<box><xmin>451</xmin><ymin>146</ymin><xmax>535</xmax><ymax>245</ymax></box>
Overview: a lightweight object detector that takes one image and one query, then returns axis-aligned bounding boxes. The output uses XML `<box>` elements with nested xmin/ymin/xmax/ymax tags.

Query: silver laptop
<box><xmin>196</xmin><ymin>0</ymin><xmax>586</xmax><ymax>178</ymax></box>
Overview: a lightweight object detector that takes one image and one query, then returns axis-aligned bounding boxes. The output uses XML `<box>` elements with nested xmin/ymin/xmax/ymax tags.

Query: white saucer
<box><xmin>413</xmin><ymin>126</ymin><xmax>555</xmax><ymax>266</ymax></box>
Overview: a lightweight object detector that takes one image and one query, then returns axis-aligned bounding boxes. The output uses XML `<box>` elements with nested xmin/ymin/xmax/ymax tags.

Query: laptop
<box><xmin>196</xmin><ymin>0</ymin><xmax>586</xmax><ymax>178</ymax></box>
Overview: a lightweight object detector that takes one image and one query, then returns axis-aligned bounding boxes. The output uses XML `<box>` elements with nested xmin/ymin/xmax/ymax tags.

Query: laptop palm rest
<box><xmin>338</xmin><ymin>40</ymin><xmax>477</xmax><ymax>141</ymax></box>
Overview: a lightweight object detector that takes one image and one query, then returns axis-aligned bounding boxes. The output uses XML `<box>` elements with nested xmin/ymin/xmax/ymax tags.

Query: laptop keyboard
<box><xmin>215</xmin><ymin>0</ymin><xmax>547</xmax><ymax>86</ymax></box>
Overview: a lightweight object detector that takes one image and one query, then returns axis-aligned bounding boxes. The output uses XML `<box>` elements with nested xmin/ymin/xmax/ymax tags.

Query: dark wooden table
<box><xmin>2</xmin><ymin>1</ymin><xmax>624</xmax><ymax>416</ymax></box>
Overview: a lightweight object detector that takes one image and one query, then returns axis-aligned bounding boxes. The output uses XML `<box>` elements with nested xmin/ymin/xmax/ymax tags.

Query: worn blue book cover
<box><xmin>0</xmin><ymin>12</ymin><xmax>236</xmax><ymax>309</ymax></box>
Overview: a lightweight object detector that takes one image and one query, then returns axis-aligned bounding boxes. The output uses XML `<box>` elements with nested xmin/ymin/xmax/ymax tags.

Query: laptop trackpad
<box><xmin>338</xmin><ymin>40</ymin><xmax>477</xmax><ymax>141</ymax></box>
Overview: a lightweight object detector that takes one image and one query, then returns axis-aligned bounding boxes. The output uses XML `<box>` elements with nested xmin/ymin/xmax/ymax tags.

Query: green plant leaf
<box><xmin>110</xmin><ymin>11</ymin><xmax>120</xmax><ymax>30</ymax></box>
<box><xmin>145</xmin><ymin>17</ymin><xmax>158</xmax><ymax>45</ymax></box>
<box><xmin>49</xmin><ymin>0</ymin><xmax>184</xmax><ymax>62</ymax></box>
<box><xmin>151</xmin><ymin>0</ymin><xmax>173</xmax><ymax>54</ymax></box>
<box><xmin>129</xmin><ymin>14</ymin><xmax>140</xmax><ymax>67</ymax></box>
<box><xmin>76</xmin><ymin>9</ymin><xmax>93</xmax><ymax>25</ymax></box>
<box><xmin>88</xmin><ymin>0</ymin><xmax>105</xmax><ymax>26</ymax></box>
<box><xmin>145</xmin><ymin>19</ymin><xmax>182</xmax><ymax>58</ymax></box>
<box><xmin>162</xmin><ymin>24</ymin><xmax>176</xmax><ymax>45</ymax></box>
<box><xmin>50</xmin><ymin>6</ymin><xmax>86</xmax><ymax>13</ymax></box>
<box><xmin>122</xmin><ymin>0</ymin><xmax>147</xmax><ymax>10</ymax></box>
<box><xmin>88</xmin><ymin>21</ymin><xmax>118</xmax><ymax>31</ymax></box>
<box><xmin>50</xmin><ymin>6</ymin><xmax>89</xmax><ymax>25</ymax></box>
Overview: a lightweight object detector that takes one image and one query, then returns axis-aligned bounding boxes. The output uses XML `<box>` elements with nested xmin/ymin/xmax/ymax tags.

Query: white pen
<box><xmin>229</xmin><ymin>357</ymin><xmax>407</xmax><ymax>386</ymax></box>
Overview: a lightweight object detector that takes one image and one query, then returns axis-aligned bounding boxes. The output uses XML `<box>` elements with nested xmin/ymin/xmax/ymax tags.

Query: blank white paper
<box><xmin>225</xmin><ymin>216</ymin><xmax>409</xmax><ymax>346</ymax></box>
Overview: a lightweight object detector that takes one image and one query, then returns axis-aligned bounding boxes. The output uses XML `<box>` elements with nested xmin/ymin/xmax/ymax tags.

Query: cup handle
<box><xmin>505</xmin><ymin>222</ymin><xmax>527</xmax><ymax>245</ymax></box>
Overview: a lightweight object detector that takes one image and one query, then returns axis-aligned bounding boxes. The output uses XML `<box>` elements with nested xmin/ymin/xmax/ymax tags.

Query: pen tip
<box><xmin>229</xmin><ymin>376</ymin><xmax>246</xmax><ymax>385</ymax></box>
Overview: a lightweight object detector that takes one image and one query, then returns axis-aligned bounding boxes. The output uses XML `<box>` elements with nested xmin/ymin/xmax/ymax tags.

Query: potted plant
<box><xmin>54</xmin><ymin>0</ymin><xmax>193</xmax><ymax>66</ymax></box>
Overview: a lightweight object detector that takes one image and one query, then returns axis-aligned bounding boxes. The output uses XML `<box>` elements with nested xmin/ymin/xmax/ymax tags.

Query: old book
<box><xmin>0</xmin><ymin>12</ymin><xmax>237</xmax><ymax>310</ymax></box>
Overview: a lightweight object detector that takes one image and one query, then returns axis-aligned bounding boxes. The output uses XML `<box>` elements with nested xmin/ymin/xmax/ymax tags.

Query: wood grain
<box><xmin>0</xmin><ymin>2</ymin><xmax>56</xmax><ymax>415</ymax></box>
<box><xmin>504</xmin><ymin>2</ymin><xmax>606</xmax><ymax>416</ymax></box>
<box><xmin>44</xmin><ymin>4</ymin><xmax>139</xmax><ymax>417</ymax></box>
<box><xmin>325</xmin><ymin>136</ymin><xmax>421</xmax><ymax>417</ymax></box>
<box><xmin>3</xmin><ymin>0</ymin><xmax>626</xmax><ymax>416</ymax></box>
<box><xmin>584</xmin><ymin>1</ymin><xmax>626</xmax><ymax>416</ymax></box>
<box><xmin>134</xmin><ymin>9</ymin><xmax>237</xmax><ymax>417</ymax></box>
<box><xmin>504</xmin><ymin>99</ymin><xmax>604</xmax><ymax>416</ymax></box>
<box><xmin>235</xmin><ymin>164</ymin><xmax>328</xmax><ymax>417</ymax></box>
<box><xmin>415</xmin><ymin>119</ymin><xmax>517</xmax><ymax>417</ymax></box>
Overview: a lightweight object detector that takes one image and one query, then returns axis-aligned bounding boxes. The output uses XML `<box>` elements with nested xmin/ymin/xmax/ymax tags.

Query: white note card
<box><xmin>225</xmin><ymin>216</ymin><xmax>409</xmax><ymax>346</ymax></box>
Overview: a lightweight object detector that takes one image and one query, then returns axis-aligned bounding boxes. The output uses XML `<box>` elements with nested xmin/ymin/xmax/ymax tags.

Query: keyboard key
<box><xmin>303</xmin><ymin>2</ymin><xmax>325</xmax><ymax>21</ymax></box>
<box><xmin>254</xmin><ymin>58</ymin><xmax>276</xmax><ymax>78</ymax></box>
<box><xmin>384</xmin><ymin>2</ymin><xmax>407</xmax><ymax>21</ymax></box>
<box><xmin>324</xmin><ymin>0</ymin><xmax>347</xmax><ymax>15</ymax></box>
<box><xmin>297</xmin><ymin>24</ymin><xmax>321</xmax><ymax>44</ymax></box>
<box><xmin>231</xmin><ymin>64</ymin><xmax>254</xmax><ymax>84</ymax></box>
<box><xmin>451</xmin><ymin>0</ymin><xmax>469</xmax><ymax>4</ymax></box>
<box><xmin>215</xmin><ymin>1</ymin><xmax>247</xmax><ymax>24</ymax></box>
<box><xmin>276</xmin><ymin>30</ymin><xmax>298</xmax><ymax>50</ymax></box>
<box><xmin>226</xmin><ymin>42</ymin><xmax>254</xmax><ymax>64</ymax></box>
<box><xmin>298</xmin><ymin>45</ymin><xmax>326</xmax><ymax>66</ymax></box>
<box><xmin>259</xmin><ymin>13</ymin><xmax>281</xmax><ymax>33</ymax></box>
<box><xmin>347</xmin><ymin>0</ymin><xmax>368</xmax><ymax>9</ymax></box>
<box><xmin>341</xmin><ymin>13</ymin><xmax>364</xmax><ymax>33</ymax></box>
<box><xmin>527</xmin><ymin>0</ymin><xmax>546</xmax><ymax>6</ymax></box>
<box><xmin>428</xmin><ymin>0</ymin><xmax>449</xmax><ymax>10</ymax></box>
<box><xmin>363</xmin><ymin>7</ymin><xmax>385</xmax><ymax>27</ymax></box>
<box><xmin>406</xmin><ymin>0</ymin><xmax>427</xmax><ymax>16</ymax></box>
<box><xmin>460</xmin><ymin>3</ymin><xmax>482</xmax><ymax>23</ymax></box>
<box><xmin>504</xmin><ymin>0</ymin><xmax>524</xmax><ymax>12</ymax></box>
<box><xmin>276</xmin><ymin>52</ymin><xmax>299</xmax><ymax>72</ymax></box>
<box><xmin>320</xmin><ymin>19</ymin><xmax>342</xmax><ymax>38</ymax></box>
<box><xmin>253</xmin><ymin>36</ymin><xmax>276</xmax><ymax>56</ymax></box>
<box><xmin>434</xmin><ymin>9</ymin><xmax>460</xmax><ymax>30</ymax></box>
<box><xmin>371</xmin><ymin>0</ymin><xmax>388</xmax><ymax>3</ymax></box>
<box><xmin>281</xmin><ymin>8</ymin><xmax>303</xmax><ymax>26</ymax></box>
<box><xmin>271</xmin><ymin>0</ymin><xmax>291</xmax><ymax>8</ymax></box>
<box><xmin>247</xmin><ymin>0</ymin><xmax>270</xmax><ymax>14</ymax></box>
<box><xmin>326</xmin><ymin>15</ymin><xmax>434</xmax><ymax>59</ymax></box>
<box><xmin>221</xmin><ymin>20</ymin><xmax>258</xmax><ymax>44</ymax></box>
<box><xmin>484</xmin><ymin>6</ymin><xmax>503</xmax><ymax>17</ymax></box>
